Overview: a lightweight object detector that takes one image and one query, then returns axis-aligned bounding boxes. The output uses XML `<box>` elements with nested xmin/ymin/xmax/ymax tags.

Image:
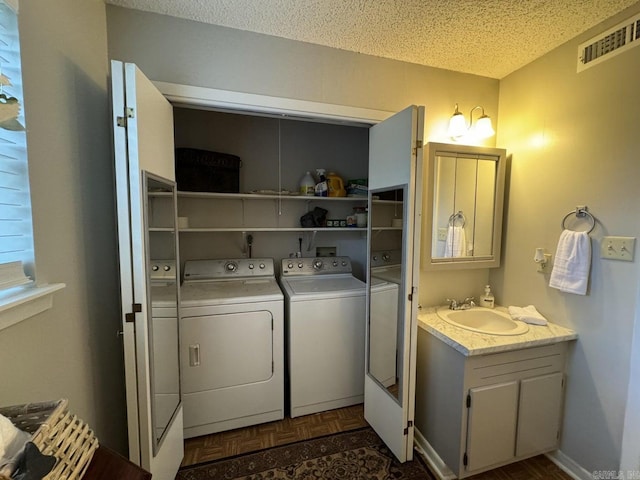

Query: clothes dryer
<box><xmin>180</xmin><ymin>258</ymin><xmax>284</xmax><ymax>438</ymax></box>
<box><xmin>369</xmin><ymin>250</ymin><xmax>403</xmax><ymax>389</ymax></box>
<box><xmin>279</xmin><ymin>256</ymin><xmax>366</xmax><ymax>418</ymax></box>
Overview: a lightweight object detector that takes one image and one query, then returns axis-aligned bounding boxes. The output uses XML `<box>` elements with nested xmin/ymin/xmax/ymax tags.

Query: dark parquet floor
<box><xmin>181</xmin><ymin>404</ymin><xmax>573</xmax><ymax>479</ymax></box>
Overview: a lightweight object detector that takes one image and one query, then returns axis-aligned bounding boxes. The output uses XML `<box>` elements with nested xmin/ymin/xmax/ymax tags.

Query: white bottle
<box><xmin>299</xmin><ymin>171</ymin><xmax>315</xmax><ymax>196</ymax></box>
<box><xmin>480</xmin><ymin>285</ymin><xmax>495</xmax><ymax>308</ymax></box>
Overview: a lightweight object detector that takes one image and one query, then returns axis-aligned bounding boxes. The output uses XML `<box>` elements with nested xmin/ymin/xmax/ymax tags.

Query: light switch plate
<box><xmin>600</xmin><ymin>236</ymin><xmax>636</xmax><ymax>261</ymax></box>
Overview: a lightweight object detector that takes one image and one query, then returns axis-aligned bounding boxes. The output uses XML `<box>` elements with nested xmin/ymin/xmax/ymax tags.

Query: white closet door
<box><xmin>364</xmin><ymin>105</ymin><xmax>424</xmax><ymax>462</ymax></box>
<box><xmin>112</xmin><ymin>60</ymin><xmax>183</xmax><ymax>480</ymax></box>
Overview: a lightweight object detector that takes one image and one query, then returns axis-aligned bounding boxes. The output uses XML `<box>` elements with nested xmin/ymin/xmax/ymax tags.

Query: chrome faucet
<box><xmin>446</xmin><ymin>297</ymin><xmax>476</xmax><ymax>310</ymax></box>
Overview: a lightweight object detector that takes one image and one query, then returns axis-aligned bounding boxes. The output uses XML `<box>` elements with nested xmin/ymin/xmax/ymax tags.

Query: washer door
<box><xmin>181</xmin><ymin>310</ymin><xmax>274</xmax><ymax>393</ymax></box>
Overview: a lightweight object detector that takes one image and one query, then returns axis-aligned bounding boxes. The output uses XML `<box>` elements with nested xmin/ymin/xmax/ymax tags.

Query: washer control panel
<box><xmin>149</xmin><ymin>259</ymin><xmax>177</xmax><ymax>282</ymax></box>
<box><xmin>281</xmin><ymin>256</ymin><xmax>352</xmax><ymax>276</ymax></box>
<box><xmin>184</xmin><ymin>258</ymin><xmax>274</xmax><ymax>281</ymax></box>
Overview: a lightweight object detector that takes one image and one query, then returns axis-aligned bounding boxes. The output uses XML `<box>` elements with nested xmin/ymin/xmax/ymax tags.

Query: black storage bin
<box><xmin>175</xmin><ymin>148</ymin><xmax>241</xmax><ymax>193</ymax></box>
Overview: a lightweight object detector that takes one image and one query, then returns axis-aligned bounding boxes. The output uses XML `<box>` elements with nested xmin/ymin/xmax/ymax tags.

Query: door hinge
<box><xmin>116</xmin><ymin>107</ymin><xmax>135</xmax><ymax>127</ymax></box>
<box><xmin>463</xmin><ymin>452</ymin><xmax>468</xmax><ymax>467</ymax></box>
<box><xmin>466</xmin><ymin>393</ymin><xmax>471</xmax><ymax>408</ymax></box>
<box><xmin>125</xmin><ymin>303</ymin><xmax>142</xmax><ymax>323</ymax></box>
<box><xmin>403</xmin><ymin>420</ymin><xmax>413</xmax><ymax>435</ymax></box>
<box><xmin>408</xmin><ymin>292</ymin><xmax>413</xmax><ymax>301</ymax></box>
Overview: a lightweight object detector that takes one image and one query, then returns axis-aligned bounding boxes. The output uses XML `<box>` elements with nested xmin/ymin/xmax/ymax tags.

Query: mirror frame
<box><xmin>422</xmin><ymin>142</ymin><xmax>507</xmax><ymax>270</ymax></box>
<box><xmin>142</xmin><ymin>171</ymin><xmax>182</xmax><ymax>455</ymax></box>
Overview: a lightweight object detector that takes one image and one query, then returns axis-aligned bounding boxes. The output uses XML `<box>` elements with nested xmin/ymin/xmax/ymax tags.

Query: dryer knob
<box><xmin>332</xmin><ymin>261</ymin><xmax>338</xmax><ymax>267</ymax></box>
<box><xmin>225</xmin><ymin>261</ymin><xmax>238</xmax><ymax>272</ymax></box>
<box><xmin>152</xmin><ymin>265</ymin><xmax>159</xmax><ymax>271</ymax></box>
<box><xmin>287</xmin><ymin>262</ymin><xmax>294</xmax><ymax>269</ymax></box>
<box><xmin>259</xmin><ymin>263</ymin><xmax>265</xmax><ymax>269</ymax></box>
<box><xmin>382</xmin><ymin>253</ymin><xmax>390</xmax><ymax>261</ymax></box>
<box><xmin>313</xmin><ymin>259</ymin><xmax>323</xmax><ymax>270</ymax></box>
<box><xmin>248</xmin><ymin>263</ymin><xmax>254</xmax><ymax>269</ymax></box>
<box><xmin>163</xmin><ymin>265</ymin><xmax>171</xmax><ymax>271</ymax></box>
<box><xmin>341</xmin><ymin>261</ymin><xmax>347</xmax><ymax>267</ymax></box>
<box><xmin>298</xmin><ymin>262</ymin><xmax>303</xmax><ymax>268</ymax></box>
<box><xmin>372</xmin><ymin>255</ymin><xmax>378</xmax><ymax>261</ymax></box>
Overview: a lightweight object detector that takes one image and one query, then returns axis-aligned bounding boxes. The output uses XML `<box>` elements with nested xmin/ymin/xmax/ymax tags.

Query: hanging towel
<box><xmin>549</xmin><ymin>229</ymin><xmax>591</xmax><ymax>295</ymax></box>
<box><xmin>444</xmin><ymin>226</ymin><xmax>466</xmax><ymax>258</ymax></box>
<box><xmin>508</xmin><ymin>305</ymin><xmax>548</xmax><ymax>325</ymax></box>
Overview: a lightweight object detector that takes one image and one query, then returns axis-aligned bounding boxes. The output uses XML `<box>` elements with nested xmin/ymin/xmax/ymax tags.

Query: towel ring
<box><xmin>448</xmin><ymin>211</ymin><xmax>466</xmax><ymax>228</ymax></box>
<box><xmin>561</xmin><ymin>206</ymin><xmax>596</xmax><ymax>234</ymax></box>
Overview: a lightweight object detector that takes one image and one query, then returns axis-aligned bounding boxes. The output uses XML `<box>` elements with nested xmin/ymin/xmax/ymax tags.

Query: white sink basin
<box><xmin>436</xmin><ymin>306</ymin><xmax>529</xmax><ymax>336</ymax></box>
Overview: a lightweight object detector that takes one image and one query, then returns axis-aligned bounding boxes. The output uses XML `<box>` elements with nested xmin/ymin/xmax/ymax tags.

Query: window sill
<box><xmin>0</xmin><ymin>283</ymin><xmax>66</xmax><ymax>331</ymax></box>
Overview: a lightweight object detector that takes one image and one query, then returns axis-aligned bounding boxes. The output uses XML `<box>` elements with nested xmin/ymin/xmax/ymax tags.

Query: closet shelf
<box><xmin>177</xmin><ymin>191</ymin><xmax>368</xmax><ymax>202</ymax></box>
<box><xmin>178</xmin><ymin>227</ymin><xmax>368</xmax><ymax>233</ymax></box>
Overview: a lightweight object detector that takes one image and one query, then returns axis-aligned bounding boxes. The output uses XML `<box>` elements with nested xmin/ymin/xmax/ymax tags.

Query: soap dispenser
<box><xmin>480</xmin><ymin>285</ymin><xmax>495</xmax><ymax>308</ymax></box>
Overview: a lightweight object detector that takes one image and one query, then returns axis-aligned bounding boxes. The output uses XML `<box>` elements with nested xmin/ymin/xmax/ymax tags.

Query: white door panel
<box><xmin>112</xmin><ymin>60</ymin><xmax>183</xmax><ymax>480</ymax></box>
<box><xmin>365</xmin><ymin>105</ymin><xmax>424</xmax><ymax>462</ymax></box>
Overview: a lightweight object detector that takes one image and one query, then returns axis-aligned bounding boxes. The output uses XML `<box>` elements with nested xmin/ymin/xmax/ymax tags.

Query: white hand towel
<box><xmin>444</xmin><ymin>226</ymin><xmax>466</xmax><ymax>258</ymax></box>
<box><xmin>508</xmin><ymin>305</ymin><xmax>548</xmax><ymax>325</ymax></box>
<box><xmin>549</xmin><ymin>229</ymin><xmax>591</xmax><ymax>295</ymax></box>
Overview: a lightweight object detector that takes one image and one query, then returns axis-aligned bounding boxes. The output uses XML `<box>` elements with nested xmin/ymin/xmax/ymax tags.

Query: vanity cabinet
<box><xmin>415</xmin><ymin>330</ymin><xmax>568</xmax><ymax>478</ymax></box>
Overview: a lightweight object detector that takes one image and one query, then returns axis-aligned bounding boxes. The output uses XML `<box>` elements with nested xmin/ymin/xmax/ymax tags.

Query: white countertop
<box><xmin>418</xmin><ymin>306</ymin><xmax>578</xmax><ymax>356</ymax></box>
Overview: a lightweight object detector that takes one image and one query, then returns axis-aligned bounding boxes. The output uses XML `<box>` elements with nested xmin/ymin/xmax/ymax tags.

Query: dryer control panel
<box><xmin>281</xmin><ymin>256</ymin><xmax>352</xmax><ymax>276</ymax></box>
<box><xmin>183</xmin><ymin>258</ymin><xmax>275</xmax><ymax>281</ymax></box>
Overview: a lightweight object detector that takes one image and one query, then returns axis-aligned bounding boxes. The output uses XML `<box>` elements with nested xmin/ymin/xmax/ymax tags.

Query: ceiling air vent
<box><xmin>577</xmin><ymin>12</ymin><xmax>640</xmax><ymax>72</ymax></box>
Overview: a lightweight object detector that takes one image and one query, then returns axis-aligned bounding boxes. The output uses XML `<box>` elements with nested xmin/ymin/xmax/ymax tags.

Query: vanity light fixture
<box><xmin>448</xmin><ymin>103</ymin><xmax>495</xmax><ymax>140</ymax></box>
<box><xmin>534</xmin><ymin>247</ymin><xmax>552</xmax><ymax>272</ymax></box>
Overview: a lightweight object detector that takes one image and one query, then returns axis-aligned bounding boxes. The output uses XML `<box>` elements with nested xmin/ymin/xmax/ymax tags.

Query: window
<box><xmin>0</xmin><ymin>0</ymin><xmax>32</xmax><ymax>279</ymax></box>
<box><xmin>0</xmin><ymin>0</ymin><xmax>63</xmax><ymax>330</ymax></box>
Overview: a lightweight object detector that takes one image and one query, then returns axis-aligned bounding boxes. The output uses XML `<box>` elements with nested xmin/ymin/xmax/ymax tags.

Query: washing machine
<box><xmin>369</xmin><ymin>250</ymin><xmax>402</xmax><ymax>388</ymax></box>
<box><xmin>279</xmin><ymin>256</ymin><xmax>366</xmax><ymax>418</ymax></box>
<box><xmin>149</xmin><ymin>260</ymin><xmax>181</xmax><ymax>438</ymax></box>
<box><xmin>180</xmin><ymin>258</ymin><xmax>284</xmax><ymax>438</ymax></box>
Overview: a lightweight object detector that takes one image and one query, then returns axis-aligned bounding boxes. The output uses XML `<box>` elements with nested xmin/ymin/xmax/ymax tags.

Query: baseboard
<box><xmin>546</xmin><ymin>450</ymin><xmax>593</xmax><ymax>480</ymax></box>
<box><xmin>413</xmin><ymin>428</ymin><xmax>456</xmax><ymax>480</ymax></box>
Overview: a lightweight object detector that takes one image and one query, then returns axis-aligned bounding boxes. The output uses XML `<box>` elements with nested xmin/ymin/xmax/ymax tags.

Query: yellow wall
<box><xmin>0</xmin><ymin>0</ymin><xmax>127</xmax><ymax>452</ymax></box>
<box><xmin>493</xmin><ymin>3</ymin><xmax>640</xmax><ymax>471</ymax></box>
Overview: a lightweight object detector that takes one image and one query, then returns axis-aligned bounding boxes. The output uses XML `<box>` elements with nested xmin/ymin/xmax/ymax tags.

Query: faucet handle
<box><xmin>446</xmin><ymin>298</ymin><xmax>458</xmax><ymax>309</ymax></box>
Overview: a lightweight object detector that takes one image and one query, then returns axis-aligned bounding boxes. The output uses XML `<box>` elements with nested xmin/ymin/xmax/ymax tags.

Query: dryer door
<box><xmin>365</xmin><ymin>105</ymin><xmax>424</xmax><ymax>462</ymax></box>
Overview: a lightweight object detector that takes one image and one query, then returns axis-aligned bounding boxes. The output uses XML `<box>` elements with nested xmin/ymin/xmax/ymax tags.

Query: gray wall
<box><xmin>0</xmin><ymin>1</ymin><xmax>127</xmax><ymax>452</ymax></box>
<box><xmin>494</xmin><ymin>3</ymin><xmax>640</xmax><ymax>472</ymax></box>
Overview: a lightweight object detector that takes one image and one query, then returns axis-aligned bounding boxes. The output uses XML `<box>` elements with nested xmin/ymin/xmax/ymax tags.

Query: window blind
<box><xmin>0</xmin><ymin>0</ymin><xmax>34</xmax><ymax>284</ymax></box>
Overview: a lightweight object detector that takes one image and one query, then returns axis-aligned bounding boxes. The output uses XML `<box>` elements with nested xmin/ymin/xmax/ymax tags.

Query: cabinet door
<box><xmin>516</xmin><ymin>372</ymin><xmax>564</xmax><ymax>457</ymax></box>
<box><xmin>466</xmin><ymin>381</ymin><xmax>518</xmax><ymax>472</ymax></box>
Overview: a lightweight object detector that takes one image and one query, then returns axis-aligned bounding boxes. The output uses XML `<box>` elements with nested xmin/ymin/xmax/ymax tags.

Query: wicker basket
<box><xmin>0</xmin><ymin>399</ymin><xmax>99</xmax><ymax>480</ymax></box>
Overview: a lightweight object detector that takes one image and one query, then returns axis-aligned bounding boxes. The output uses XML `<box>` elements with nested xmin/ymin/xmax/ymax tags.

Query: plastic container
<box><xmin>327</xmin><ymin>172</ymin><xmax>346</xmax><ymax>197</ymax></box>
<box><xmin>299</xmin><ymin>171</ymin><xmax>315</xmax><ymax>196</ymax></box>
<box><xmin>480</xmin><ymin>285</ymin><xmax>495</xmax><ymax>308</ymax></box>
<box><xmin>314</xmin><ymin>169</ymin><xmax>328</xmax><ymax>197</ymax></box>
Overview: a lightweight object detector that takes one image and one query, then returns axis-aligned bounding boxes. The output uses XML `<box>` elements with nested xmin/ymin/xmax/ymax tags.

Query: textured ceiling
<box><xmin>105</xmin><ymin>0</ymin><xmax>640</xmax><ymax>79</ymax></box>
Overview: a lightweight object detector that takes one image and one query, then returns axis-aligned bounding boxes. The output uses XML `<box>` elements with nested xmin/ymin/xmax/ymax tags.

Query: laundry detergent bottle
<box><xmin>299</xmin><ymin>171</ymin><xmax>315</xmax><ymax>196</ymax></box>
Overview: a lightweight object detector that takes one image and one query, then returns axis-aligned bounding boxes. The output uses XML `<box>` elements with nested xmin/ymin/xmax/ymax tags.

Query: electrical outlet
<box><xmin>600</xmin><ymin>236</ymin><xmax>636</xmax><ymax>261</ymax></box>
<box><xmin>438</xmin><ymin>228</ymin><xmax>448</xmax><ymax>241</ymax></box>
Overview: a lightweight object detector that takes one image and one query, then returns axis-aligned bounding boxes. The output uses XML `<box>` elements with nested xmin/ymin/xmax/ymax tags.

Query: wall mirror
<box><xmin>367</xmin><ymin>186</ymin><xmax>406</xmax><ymax>404</ymax></box>
<box><xmin>143</xmin><ymin>172</ymin><xmax>181</xmax><ymax>453</ymax></box>
<box><xmin>422</xmin><ymin>142</ymin><xmax>506</xmax><ymax>270</ymax></box>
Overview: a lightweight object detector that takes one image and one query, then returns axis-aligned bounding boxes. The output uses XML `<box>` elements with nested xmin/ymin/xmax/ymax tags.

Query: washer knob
<box><xmin>163</xmin><ymin>264</ymin><xmax>171</xmax><ymax>271</ymax></box>
<box><xmin>341</xmin><ymin>260</ymin><xmax>348</xmax><ymax>267</ymax></box>
<box><xmin>259</xmin><ymin>263</ymin><xmax>265</xmax><ymax>269</ymax></box>
<box><xmin>152</xmin><ymin>265</ymin><xmax>159</xmax><ymax>271</ymax></box>
<box><xmin>298</xmin><ymin>262</ymin><xmax>303</xmax><ymax>268</ymax></box>
<box><xmin>382</xmin><ymin>253</ymin><xmax>390</xmax><ymax>261</ymax></box>
<box><xmin>332</xmin><ymin>260</ymin><xmax>338</xmax><ymax>267</ymax></box>
<box><xmin>287</xmin><ymin>262</ymin><xmax>294</xmax><ymax>269</ymax></box>
<box><xmin>313</xmin><ymin>259</ymin><xmax>324</xmax><ymax>270</ymax></box>
<box><xmin>225</xmin><ymin>261</ymin><xmax>238</xmax><ymax>272</ymax></box>
<box><xmin>248</xmin><ymin>263</ymin><xmax>254</xmax><ymax>269</ymax></box>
